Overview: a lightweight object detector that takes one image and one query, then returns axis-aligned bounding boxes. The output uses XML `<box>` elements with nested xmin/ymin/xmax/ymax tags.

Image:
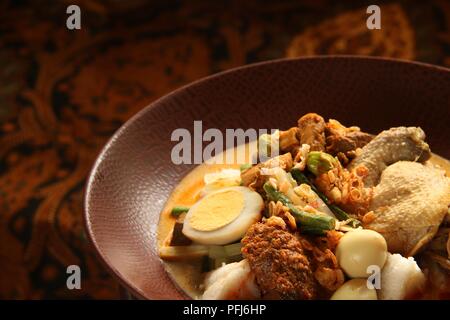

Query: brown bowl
<box><xmin>84</xmin><ymin>56</ymin><xmax>450</xmax><ymax>299</ymax></box>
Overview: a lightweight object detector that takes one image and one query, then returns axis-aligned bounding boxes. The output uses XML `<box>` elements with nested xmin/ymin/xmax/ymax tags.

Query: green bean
<box><xmin>170</xmin><ymin>206</ymin><xmax>190</xmax><ymax>217</ymax></box>
<box><xmin>306</xmin><ymin>151</ymin><xmax>338</xmax><ymax>176</ymax></box>
<box><xmin>263</xmin><ymin>182</ymin><xmax>335</xmax><ymax>234</ymax></box>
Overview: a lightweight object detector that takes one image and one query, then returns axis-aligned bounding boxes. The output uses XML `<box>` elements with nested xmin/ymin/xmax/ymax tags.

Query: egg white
<box><xmin>182</xmin><ymin>186</ymin><xmax>264</xmax><ymax>245</ymax></box>
<box><xmin>199</xmin><ymin>169</ymin><xmax>241</xmax><ymax>197</ymax></box>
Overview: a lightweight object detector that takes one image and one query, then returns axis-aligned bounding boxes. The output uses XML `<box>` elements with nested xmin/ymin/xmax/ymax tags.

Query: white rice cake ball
<box><xmin>379</xmin><ymin>253</ymin><xmax>426</xmax><ymax>300</ymax></box>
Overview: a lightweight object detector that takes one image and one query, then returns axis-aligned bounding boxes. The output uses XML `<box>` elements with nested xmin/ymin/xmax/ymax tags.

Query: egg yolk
<box><xmin>188</xmin><ymin>190</ymin><xmax>244</xmax><ymax>231</ymax></box>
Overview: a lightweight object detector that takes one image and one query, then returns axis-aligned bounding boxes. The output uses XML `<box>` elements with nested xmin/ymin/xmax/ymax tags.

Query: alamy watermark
<box><xmin>66</xmin><ymin>5</ymin><xmax>81</xmax><ymax>30</ymax></box>
<box><xmin>367</xmin><ymin>265</ymin><xmax>381</xmax><ymax>289</ymax></box>
<box><xmin>366</xmin><ymin>5</ymin><xmax>381</xmax><ymax>30</ymax></box>
<box><xmin>66</xmin><ymin>265</ymin><xmax>81</xmax><ymax>290</ymax></box>
<box><xmin>65</xmin><ymin>4</ymin><xmax>381</xmax><ymax>31</ymax></box>
<box><xmin>171</xmin><ymin>121</ymin><xmax>279</xmax><ymax>165</ymax></box>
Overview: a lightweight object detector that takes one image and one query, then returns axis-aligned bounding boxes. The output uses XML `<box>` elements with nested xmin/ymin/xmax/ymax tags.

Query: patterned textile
<box><xmin>0</xmin><ymin>0</ymin><xmax>449</xmax><ymax>299</ymax></box>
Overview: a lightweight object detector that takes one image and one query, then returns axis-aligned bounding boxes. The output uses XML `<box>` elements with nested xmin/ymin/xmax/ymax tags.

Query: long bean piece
<box><xmin>263</xmin><ymin>182</ymin><xmax>335</xmax><ymax>234</ymax></box>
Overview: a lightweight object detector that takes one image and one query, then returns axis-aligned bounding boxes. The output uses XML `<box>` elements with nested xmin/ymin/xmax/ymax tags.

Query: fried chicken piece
<box><xmin>242</xmin><ymin>220</ymin><xmax>318</xmax><ymax>299</ymax></box>
<box><xmin>279</xmin><ymin>127</ymin><xmax>301</xmax><ymax>154</ymax></box>
<box><xmin>366</xmin><ymin>161</ymin><xmax>450</xmax><ymax>256</ymax></box>
<box><xmin>325</xmin><ymin>119</ymin><xmax>373</xmax><ymax>164</ymax></box>
<box><xmin>297</xmin><ymin>113</ymin><xmax>326</xmax><ymax>151</ymax></box>
<box><xmin>347</xmin><ymin>127</ymin><xmax>431</xmax><ymax>187</ymax></box>
<box><xmin>241</xmin><ymin>219</ymin><xmax>344</xmax><ymax>299</ymax></box>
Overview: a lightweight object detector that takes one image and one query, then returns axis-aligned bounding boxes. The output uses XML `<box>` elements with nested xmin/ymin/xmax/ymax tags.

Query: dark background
<box><xmin>0</xmin><ymin>0</ymin><xmax>449</xmax><ymax>299</ymax></box>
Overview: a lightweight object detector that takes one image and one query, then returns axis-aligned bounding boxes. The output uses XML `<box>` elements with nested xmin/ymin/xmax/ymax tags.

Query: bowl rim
<box><xmin>83</xmin><ymin>55</ymin><xmax>450</xmax><ymax>299</ymax></box>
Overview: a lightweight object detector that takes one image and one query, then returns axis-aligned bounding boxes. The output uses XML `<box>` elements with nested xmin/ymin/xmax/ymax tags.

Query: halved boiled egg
<box><xmin>182</xmin><ymin>186</ymin><xmax>264</xmax><ymax>245</ymax></box>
